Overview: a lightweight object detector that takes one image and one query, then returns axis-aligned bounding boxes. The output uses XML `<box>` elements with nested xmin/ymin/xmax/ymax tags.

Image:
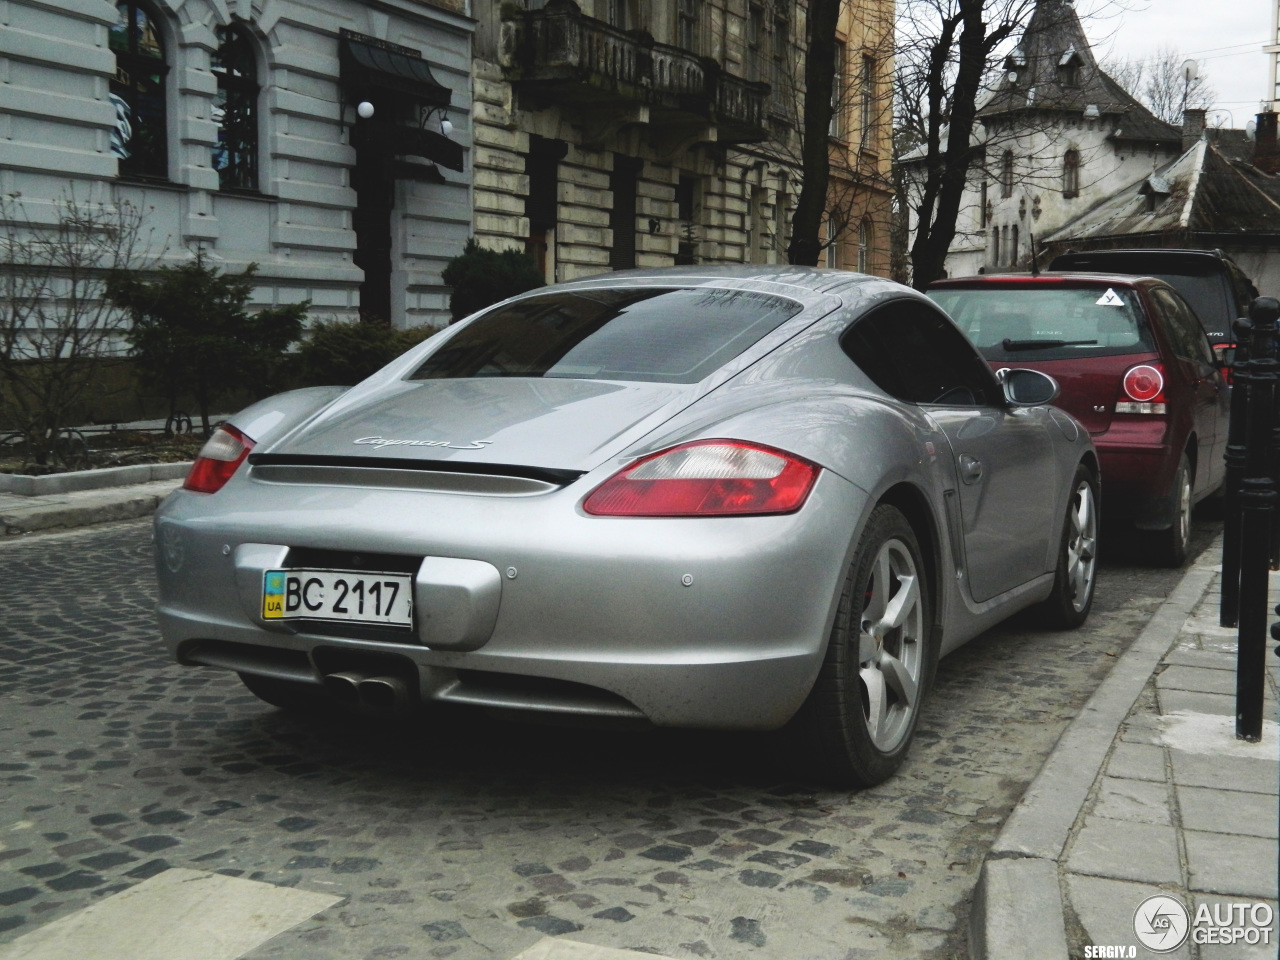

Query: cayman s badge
<box><xmin>354</xmin><ymin>436</ymin><xmax>494</xmax><ymax>451</ymax></box>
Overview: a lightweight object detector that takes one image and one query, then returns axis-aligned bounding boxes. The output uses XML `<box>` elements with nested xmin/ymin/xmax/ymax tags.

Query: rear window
<box><xmin>927</xmin><ymin>286</ymin><xmax>1157</xmax><ymax>362</ymax></box>
<box><xmin>408</xmin><ymin>287</ymin><xmax>803</xmax><ymax>384</ymax></box>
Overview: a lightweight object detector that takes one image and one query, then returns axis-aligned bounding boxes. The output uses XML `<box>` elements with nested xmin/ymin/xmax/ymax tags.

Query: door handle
<box><xmin>959</xmin><ymin>454</ymin><xmax>983</xmax><ymax>484</ymax></box>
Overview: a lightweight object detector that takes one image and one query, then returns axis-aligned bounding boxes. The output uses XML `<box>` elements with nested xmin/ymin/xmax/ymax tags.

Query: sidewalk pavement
<box><xmin>0</xmin><ymin>465</ymin><xmax>187</xmax><ymax>536</ymax></box>
<box><xmin>1</xmin><ymin>471</ymin><xmax>1276</xmax><ymax>960</ymax></box>
<box><xmin>972</xmin><ymin>536</ymin><xmax>1280</xmax><ymax>960</ymax></box>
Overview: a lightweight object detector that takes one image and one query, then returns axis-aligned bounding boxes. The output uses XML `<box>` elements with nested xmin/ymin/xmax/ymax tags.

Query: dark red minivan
<box><xmin>928</xmin><ymin>274</ymin><xmax>1228</xmax><ymax>565</ymax></box>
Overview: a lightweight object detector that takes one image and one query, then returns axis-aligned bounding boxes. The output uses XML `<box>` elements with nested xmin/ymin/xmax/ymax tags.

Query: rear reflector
<box><xmin>184</xmin><ymin>424</ymin><xmax>255</xmax><ymax>494</ymax></box>
<box><xmin>583</xmin><ymin>439</ymin><xmax>819</xmax><ymax>517</ymax></box>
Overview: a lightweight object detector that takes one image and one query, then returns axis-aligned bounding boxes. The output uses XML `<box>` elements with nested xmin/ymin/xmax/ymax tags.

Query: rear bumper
<box><xmin>1094</xmin><ymin>426</ymin><xmax>1177</xmax><ymax>525</ymax></box>
<box><xmin>153</xmin><ymin>468</ymin><xmax>866</xmax><ymax>730</ymax></box>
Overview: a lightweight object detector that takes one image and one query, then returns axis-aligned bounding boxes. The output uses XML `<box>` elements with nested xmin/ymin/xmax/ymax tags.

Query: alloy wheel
<box><xmin>856</xmin><ymin>538</ymin><xmax>924</xmax><ymax>752</ymax></box>
<box><xmin>1067</xmin><ymin>479</ymin><xmax>1098</xmax><ymax>612</ymax></box>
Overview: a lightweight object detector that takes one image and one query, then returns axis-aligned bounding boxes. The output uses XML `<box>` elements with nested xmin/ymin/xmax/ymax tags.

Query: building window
<box><xmin>1010</xmin><ymin>224</ymin><xmax>1019</xmax><ymax>266</ymax></box>
<box><xmin>823</xmin><ymin>216</ymin><xmax>839</xmax><ymax>269</ymax></box>
<box><xmin>748</xmin><ymin>4</ymin><xmax>765</xmax><ymax>83</ymax></box>
<box><xmin>980</xmin><ymin>180</ymin><xmax>989</xmax><ymax>226</ymax></box>
<box><xmin>857</xmin><ymin>218</ymin><xmax>871</xmax><ymax>273</ymax></box>
<box><xmin>609</xmin><ymin>154</ymin><xmax>642</xmax><ymax>271</ymax></box>
<box><xmin>676</xmin><ymin>174</ymin><xmax>700</xmax><ymax>265</ymax></box>
<box><xmin>860</xmin><ymin>54</ymin><xmax>876</xmax><ymax>147</ymax></box>
<box><xmin>678</xmin><ymin>0</ymin><xmax>699</xmax><ymax>52</ymax></box>
<box><xmin>771</xmin><ymin>12</ymin><xmax>789</xmax><ymax>106</ymax></box>
<box><xmin>212</xmin><ymin>25</ymin><xmax>260</xmax><ymax>191</ymax></box>
<box><xmin>109</xmin><ymin>1</ymin><xmax>169</xmax><ymax>179</ymax></box>
<box><xmin>1000</xmin><ymin>150</ymin><xmax>1014</xmax><ymax>198</ymax></box>
<box><xmin>992</xmin><ymin>225</ymin><xmax>1001</xmax><ymax>267</ymax></box>
<box><xmin>830</xmin><ymin>40</ymin><xmax>846</xmax><ymax>139</ymax></box>
<box><xmin>1062</xmin><ymin>148</ymin><xmax>1080</xmax><ymax>199</ymax></box>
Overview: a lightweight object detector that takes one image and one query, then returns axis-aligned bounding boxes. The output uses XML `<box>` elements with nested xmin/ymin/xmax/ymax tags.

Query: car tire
<box><xmin>797</xmin><ymin>505</ymin><xmax>935</xmax><ymax>788</ymax></box>
<box><xmin>238</xmin><ymin>673</ymin><xmax>327</xmax><ymax>713</ymax></box>
<box><xmin>1151</xmin><ymin>454</ymin><xmax>1192</xmax><ymax>567</ymax></box>
<box><xmin>1036</xmin><ymin>464</ymin><xmax>1099</xmax><ymax>629</ymax></box>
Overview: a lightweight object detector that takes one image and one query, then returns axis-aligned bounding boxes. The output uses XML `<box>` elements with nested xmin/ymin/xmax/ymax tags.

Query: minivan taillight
<box><xmin>184</xmin><ymin>424</ymin><xmax>255</xmax><ymax>493</ymax></box>
<box><xmin>1116</xmin><ymin>363</ymin><xmax>1167</xmax><ymax>414</ymax></box>
<box><xmin>583</xmin><ymin>440</ymin><xmax>819</xmax><ymax>517</ymax></box>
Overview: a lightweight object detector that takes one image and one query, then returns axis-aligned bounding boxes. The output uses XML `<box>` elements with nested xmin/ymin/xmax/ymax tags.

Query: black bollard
<box><xmin>1236</xmin><ymin>297</ymin><xmax>1280</xmax><ymax>742</ymax></box>
<box><xmin>1221</xmin><ymin>320</ymin><xmax>1253</xmax><ymax>626</ymax></box>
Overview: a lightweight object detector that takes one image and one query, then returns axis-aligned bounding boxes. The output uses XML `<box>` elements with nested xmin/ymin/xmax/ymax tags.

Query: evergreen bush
<box><xmin>290</xmin><ymin>318</ymin><xmax>437</xmax><ymax>387</ymax></box>
<box><xmin>441</xmin><ymin>238</ymin><xmax>545</xmax><ymax>322</ymax></box>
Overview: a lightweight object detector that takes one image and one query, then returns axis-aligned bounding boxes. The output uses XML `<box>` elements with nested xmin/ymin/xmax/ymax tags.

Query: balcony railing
<box><xmin>505</xmin><ymin>0</ymin><xmax>768</xmax><ymax>144</ymax></box>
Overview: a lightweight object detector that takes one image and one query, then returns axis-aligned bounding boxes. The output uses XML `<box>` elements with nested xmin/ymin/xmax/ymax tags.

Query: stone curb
<box><xmin>968</xmin><ymin>546</ymin><xmax>1221</xmax><ymax>960</ymax></box>
<box><xmin>0</xmin><ymin>462</ymin><xmax>192</xmax><ymax>496</ymax></box>
<box><xmin>0</xmin><ymin>480</ymin><xmax>183</xmax><ymax>537</ymax></box>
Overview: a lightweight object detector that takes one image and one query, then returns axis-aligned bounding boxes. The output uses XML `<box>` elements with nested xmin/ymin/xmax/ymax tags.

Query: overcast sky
<box><xmin>1081</xmin><ymin>0</ymin><xmax>1272</xmax><ymax>126</ymax></box>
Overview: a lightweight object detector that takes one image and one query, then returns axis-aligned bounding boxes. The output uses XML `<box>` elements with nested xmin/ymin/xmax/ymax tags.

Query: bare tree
<box><xmin>1101</xmin><ymin>47</ymin><xmax>1215</xmax><ymax>125</ymax></box>
<box><xmin>895</xmin><ymin>0</ymin><xmax>1141</xmax><ymax>288</ymax></box>
<box><xmin>896</xmin><ymin>0</ymin><xmax>1036</xmax><ymax>289</ymax></box>
<box><xmin>750</xmin><ymin>1</ymin><xmax>896</xmax><ymax>269</ymax></box>
<box><xmin>0</xmin><ymin>194</ymin><xmax>162</xmax><ymax>470</ymax></box>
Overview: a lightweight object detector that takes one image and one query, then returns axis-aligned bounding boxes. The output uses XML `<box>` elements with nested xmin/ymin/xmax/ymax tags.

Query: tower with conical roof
<box><xmin>933</xmin><ymin>0</ymin><xmax>1183</xmax><ymax>277</ymax></box>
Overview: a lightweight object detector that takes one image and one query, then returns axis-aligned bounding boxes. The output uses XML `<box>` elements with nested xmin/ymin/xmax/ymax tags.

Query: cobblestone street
<box><xmin>0</xmin><ymin>518</ymin><xmax>1218</xmax><ymax>959</ymax></box>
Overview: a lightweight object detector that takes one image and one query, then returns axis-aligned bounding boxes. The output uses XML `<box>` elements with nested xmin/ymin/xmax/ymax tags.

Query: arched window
<box><xmin>1000</xmin><ymin>150</ymin><xmax>1014</xmax><ymax>198</ymax></box>
<box><xmin>825</xmin><ymin>216</ymin><xmax>840</xmax><ymax>269</ymax></box>
<box><xmin>1011</xmin><ymin>225</ymin><xmax>1020</xmax><ymax>266</ymax></box>
<box><xmin>857</xmin><ymin>218</ymin><xmax>871</xmax><ymax>273</ymax></box>
<box><xmin>109</xmin><ymin>2</ymin><xmax>169</xmax><ymax>179</ymax></box>
<box><xmin>1063</xmin><ymin>148</ymin><xmax>1080</xmax><ymax>199</ymax></box>
<box><xmin>212</xmin><ymin>24</ymin><xmax>260</xmax><ymax>191</ymax></box>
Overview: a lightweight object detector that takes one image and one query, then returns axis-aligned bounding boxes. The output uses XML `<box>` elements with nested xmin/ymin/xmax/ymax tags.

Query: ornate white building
<box><xmin>2</xmin><ymin>0</ymin><xmax>474</xmax><ymax>328</ymax></box>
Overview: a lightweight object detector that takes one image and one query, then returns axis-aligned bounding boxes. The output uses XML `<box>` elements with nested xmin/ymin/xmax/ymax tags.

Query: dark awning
<box><xmin>340</xmin><ymin>29</ymin><xmax>451</xmax><ymax>108</ymax></box>
<box><xmin>353</xmin><ymin>121</ymin><xmax>465</xmax><ymax>171</ymax></box>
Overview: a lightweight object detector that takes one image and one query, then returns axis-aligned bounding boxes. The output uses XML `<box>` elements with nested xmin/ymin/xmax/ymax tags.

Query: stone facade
<box><xmin>469</xmin><ymin>0</ymin><xmax>894</xmax><ymax>282</ymax></box>
<box><xmin>1</xmin><ymin>0</ymin><xmax>473</xmax><ymax>329</ymax></box>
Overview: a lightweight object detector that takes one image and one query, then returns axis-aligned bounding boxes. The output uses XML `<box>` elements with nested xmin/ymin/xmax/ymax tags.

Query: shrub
<box><xmin>290</xmin><ymin>318</ymin><xmax>437</xmax><ymax>386</ymax></box>
<box><xmin>441</xmin><ymin>238</ymin><xmax>545</xmax><ymax>322</ymax></box>
<box><xmin>107</xmin><ymin>253</ymin><xmax>306</xmax><ymax>437</ymax></box>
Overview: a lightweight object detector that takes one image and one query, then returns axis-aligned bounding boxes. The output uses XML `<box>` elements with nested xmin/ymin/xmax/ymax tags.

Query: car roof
<box><xmin>1048</xmin><ymin>249</ymin><xmax>1233</xmax><ymax>272</ymax></box>
<box><xmin>547</xmin><ymin>265</ymin><xmax>888</xmax><ymax>302</ymax></box>
<box><xmin>928</xmin><ymin>272</ymin><xmax>1153</xmax><ymax>289</ymax></box>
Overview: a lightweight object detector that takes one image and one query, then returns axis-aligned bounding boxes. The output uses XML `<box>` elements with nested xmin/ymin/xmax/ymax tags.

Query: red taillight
<box><xmin>1117</xmin><ymin>363</ymin><xmax>1167</xmax><ymax>415</ymax></box>
<box><xmin>583</xmin><ymin>439</ymin><xmax>819</xmax><ymax>517</ymax></box>
<box><xmin>183</xmin><ymin>424</ymin><xmax>255</xmax><ymax>494</ymax></box>
<box><xmin>1122</xmin><ymin>364</ymin><xmax>1166</xmax><ymax>402</ymax></box>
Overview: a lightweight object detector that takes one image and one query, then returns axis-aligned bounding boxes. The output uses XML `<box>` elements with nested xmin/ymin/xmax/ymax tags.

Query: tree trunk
<box><xmin>787</xmin><ymin>0</ymin><xmax>842</xmax><ymax>266</ymax></box>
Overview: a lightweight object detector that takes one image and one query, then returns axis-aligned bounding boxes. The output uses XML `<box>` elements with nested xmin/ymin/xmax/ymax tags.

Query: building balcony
<box><xmin>502</xmin><ymin>0</ymin><xmax>769</xmax><ymax>147</ymax></box>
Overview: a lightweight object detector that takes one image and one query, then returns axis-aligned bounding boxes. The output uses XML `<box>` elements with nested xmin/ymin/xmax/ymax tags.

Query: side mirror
<box><xmin>999</xmin><ymin>368</ymin><xmax>1060</xmax><ymax>406</ymax></box>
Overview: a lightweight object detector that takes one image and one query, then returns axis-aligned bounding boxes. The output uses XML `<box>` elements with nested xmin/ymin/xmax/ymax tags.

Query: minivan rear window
<box><xmin>927</xmin><ymin>286</ymin><xmax>1157</xmax><ymax>362</ymax></box>
<box><xmin>408</xmin><ymin>287</ymin><xmax>803</xmax><ymax>384</ymax></box>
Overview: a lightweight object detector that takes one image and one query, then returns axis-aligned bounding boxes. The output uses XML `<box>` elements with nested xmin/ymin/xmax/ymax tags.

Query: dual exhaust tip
<box><xmin>322</xmin><ymin>671</ymin><xmax>415</xmax><ymax>714</ymax></box>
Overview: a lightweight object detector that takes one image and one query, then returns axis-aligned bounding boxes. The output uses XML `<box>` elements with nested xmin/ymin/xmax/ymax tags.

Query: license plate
<box><xmin>262</xmin><ymin>569</ymin><xmax>413</xmax><ymax>626</ymax></box>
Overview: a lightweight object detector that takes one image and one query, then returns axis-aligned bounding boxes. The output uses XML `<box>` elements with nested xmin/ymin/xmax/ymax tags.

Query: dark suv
<box><xmin>928</xmin><ymin>273</ymin><xmax>1229</xmax><ymax>565</ymax></box>
<box><xmin>1047</xmin><ymin>249</ymin><xmax>1256</xmax><ymax>355</ymax></box>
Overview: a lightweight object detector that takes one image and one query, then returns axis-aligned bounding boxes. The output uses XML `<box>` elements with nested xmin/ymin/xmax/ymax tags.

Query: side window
<box><xmin>1152</xmin><ymin>288</ymin><xmax>1213</xmax><ymax>364</ymax></box>
<box><xmin>841</xmin><ymin>300</ymin><xmax>999</xmax><ymax>406</ymax></box>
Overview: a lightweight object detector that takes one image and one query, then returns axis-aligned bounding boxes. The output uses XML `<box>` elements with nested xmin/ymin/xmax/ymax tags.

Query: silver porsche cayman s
<box><xmin>154</xmin><ymin>266</ymin><xmax>1099</xmax><ymax>786</ymax></box>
